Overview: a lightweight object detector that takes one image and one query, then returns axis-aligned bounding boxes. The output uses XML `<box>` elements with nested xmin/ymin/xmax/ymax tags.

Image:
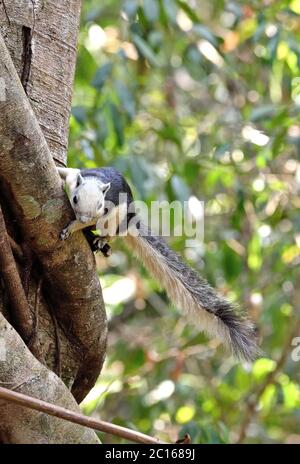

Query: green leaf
<box><xmin>215</xmin><ymin>143</ymin><xmax>231</xmax><ymax>160</ymax></box>
<box><xmin>109</xmin><ymin>103</ymin><xmax>124</xmax><ymax>147</ymax></box>
<box><xmin>156</xmin><ymin>123</ymin><xmax>182</xmax><ymax>147</ymax></box>
<box><xmin>94</xmin><ymin>113</ymin><xmax>108</xmax><ymax>145</ymax></box>
<box><xmin>222</xmin><ymin>242</ymin><xmax>243</xmax><ymax>281</ymax></box>
<box><xmin>253</xmin><ymin>358</ymin><xmax>276</xmax><ymax>380</ymax></box>
<box><xmin>176</xmin><ymin>0</ymin><xmax>200</xmax><ymax>23</ymax></box>
<box><xmin>85</xmin><ymin>6</ymin><xmax>103</xmax><ymax>22</ymax></box>
<box><xmin>127</xmin><ymin>157</ymin><xmax>150</xmax><ymax>199</ymax></box>
<box><xmin>75</xmin><ymin>47</ymin><xmax>97</xmax><ymax>84</ymax></box>
<box><xmin>163</xmin><ymin>0</ymin><xmax>178</xmax><ymax>24</ymax></box>
<box><xmin>143</xmin><ymin>0</ymin><xmax>159</xmax><ymax>22</ymax></box>
<box><xmin>193</xmin><ymin>24</ymin><xmax>219</xmax><ymax>47</ymax></box>
<box><xmin>122</xmin><ymin>0</ymin><xmax>138</xmax><ymax>19</ymax></box>
<box><xmin>252</xmin><ymin>20</ymin><xmax>266</xmax><ymax>43</ymax></box>
<box><xmin>116</xmin><ymin>81</ymin><xmax>136</xmax><ymax>119</ymax></box>
<box><xmin>72</xmin><ymin>106</ymin><xmax>87</xmax><ymax>125</ymax></box>
<box><xmin>250</xmin><ymin>105</ymin><xmax>276</xmax><ymax>122</ymax></box>
<box><xmin>247</xmin><ymin>233</ymin><xmax>262</xmax><ymax>271</ymax></box>
<box><xmin>132</xmin><ymin>34</ymin><xmax>161</xmax><ymax>66</ymax></box>
<box><xmin>171</xmin><ymin>175</ymin><xmax>191</xmax><ymax>202</ymax></box>
<box><xmin>92</xmin><ymin>62</ymin><xmax>113</xmax><ymax>90</ymax></box>
<box><xmin>148</xmin><ymin>30</ymin><xmax>163</xmax><ymax>50</ymax></box>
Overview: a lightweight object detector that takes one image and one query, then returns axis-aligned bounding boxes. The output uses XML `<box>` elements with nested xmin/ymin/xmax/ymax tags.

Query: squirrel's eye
<box><xmin>73</xmin><ymin>196</ymin><xmax>78</xmax><ymax>205</ymax></box>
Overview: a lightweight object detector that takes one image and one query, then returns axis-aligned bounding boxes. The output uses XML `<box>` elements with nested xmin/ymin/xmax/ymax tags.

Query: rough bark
<box><xmin>0</xmin><ymin>0</ymin><xmax>80</xmax><ymax>164</ymax></box>
<box><xmin>0</xmin><ymin>313</ymin><xmax>100</xmax><ymax>444</ymax></box>
<box><xmin>0</xmin><ymin>0</ymin><xmax>107</xmax><ymax>443</ymax></box>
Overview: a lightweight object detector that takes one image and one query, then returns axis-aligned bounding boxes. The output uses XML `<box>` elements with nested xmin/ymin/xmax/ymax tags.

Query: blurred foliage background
<box><xmin>69</xmin><ymin>0</ymin><xmax>300</xmax><ymax>443</ymax></box>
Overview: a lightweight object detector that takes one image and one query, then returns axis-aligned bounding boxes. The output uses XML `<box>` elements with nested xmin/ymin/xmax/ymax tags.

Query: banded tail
<box><xmin>125</xmin><ymin>222</ymin><xmax>259</xmax><ymax>361</ymax></box>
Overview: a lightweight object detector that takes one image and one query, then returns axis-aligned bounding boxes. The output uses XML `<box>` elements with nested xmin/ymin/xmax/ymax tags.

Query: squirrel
<box><xmin>57</xmin><ymin>166</ymin><xmax>259</xmax><ymax>361</ymax></box>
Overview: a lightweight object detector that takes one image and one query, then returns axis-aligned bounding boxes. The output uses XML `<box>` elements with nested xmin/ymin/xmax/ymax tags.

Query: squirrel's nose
<box><xmin>79</xmin><ymin>216</ymin><xmax>91</xmax><ymax>224</ymax></box>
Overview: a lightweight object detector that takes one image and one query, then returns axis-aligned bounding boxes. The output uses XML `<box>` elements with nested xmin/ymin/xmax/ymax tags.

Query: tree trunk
<box><xmin>0</xmin><ymin>313</ymin><xmax>100</xmax><ymax>444</ymax></box>
<box><xmin>0</xmin><ymin>1</ymin><xmax>106</xmax><ymax>443</ymax></box>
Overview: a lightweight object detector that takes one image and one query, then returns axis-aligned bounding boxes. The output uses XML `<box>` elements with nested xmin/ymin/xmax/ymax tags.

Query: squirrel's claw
<box><xmin>60</xmin><ymin>227</ymin><xmax>70</xmax><ymax>241</ymax></box>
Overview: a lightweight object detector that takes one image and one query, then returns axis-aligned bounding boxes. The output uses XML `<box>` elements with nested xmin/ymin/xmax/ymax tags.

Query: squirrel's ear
<box><xmin>102</xmin><ymin>182</ymin><xmax>111</xmax><ymax>195</ymax></box>
<box><xmin>76</xmin><ymin>173</ymin><xmax>84</xmax><ymax>188</ymax></box>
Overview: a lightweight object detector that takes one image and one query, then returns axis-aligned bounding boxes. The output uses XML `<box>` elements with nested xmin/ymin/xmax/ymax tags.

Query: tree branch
<box><xmin>0</xmin><ymin>204</ymin><xmax>33</xmax><ymax>342</ymax></box>
<box><xmin>0</xmin><ymin>386</ymin><xmax>167</xmax><ymax>444</ymax></box>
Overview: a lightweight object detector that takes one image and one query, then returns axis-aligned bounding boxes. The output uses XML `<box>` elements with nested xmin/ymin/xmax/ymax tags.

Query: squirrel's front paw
<box><xmin>60</xmin><ymin>227</ymin><xmax>71</xmax><ymax>241</ymax></box>
<box><xmin>93</xmin><ymin>237</ymin><xmax>112</xmax><ymax>257</ymax></box>
<box><xmin>101</xmin><ymin>243</ymin><xmax>112</xmax><ymax>257</ymax></box>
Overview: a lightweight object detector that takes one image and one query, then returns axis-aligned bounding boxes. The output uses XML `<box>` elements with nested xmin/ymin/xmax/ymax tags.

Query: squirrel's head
<box><xmin>71</xmin><ymin>173</ymin><xmax>110</xmax><ymax>224</ymax></box>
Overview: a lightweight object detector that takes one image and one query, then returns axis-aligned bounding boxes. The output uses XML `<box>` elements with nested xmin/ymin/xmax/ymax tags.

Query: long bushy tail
<box><xmin>125</xmin><ymin>222</ymin><xmax>259</xmax><ymax>361</ymax></box>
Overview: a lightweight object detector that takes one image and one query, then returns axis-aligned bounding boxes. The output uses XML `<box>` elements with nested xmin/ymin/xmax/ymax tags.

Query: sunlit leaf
<box><xmin>252</xmin><ymin>358</ymin><xmax>276</xmax><ymax>380</ymax></box>
<box><xmin>176</xmin><ymin>405</ymin><xmax>196</xmax><ymax>423</ymax></box>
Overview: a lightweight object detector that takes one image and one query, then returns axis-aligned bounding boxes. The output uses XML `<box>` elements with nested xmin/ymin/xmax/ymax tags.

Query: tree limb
<box><xmin>0</xmin><ymin>203</ymin><xmax>33</xmax><ymax>342</ymax></box>
<box><xmin>0</xmin><ymin>386</ymin><xmax>167</xmax><ymax>444</ymax></box>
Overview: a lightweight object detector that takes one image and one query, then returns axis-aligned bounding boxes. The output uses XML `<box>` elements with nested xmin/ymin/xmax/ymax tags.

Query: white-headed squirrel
<box><xmin>58</xmin><ymin>166</ymin><xmax>259</xmax><ymax>361</ymax></box>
